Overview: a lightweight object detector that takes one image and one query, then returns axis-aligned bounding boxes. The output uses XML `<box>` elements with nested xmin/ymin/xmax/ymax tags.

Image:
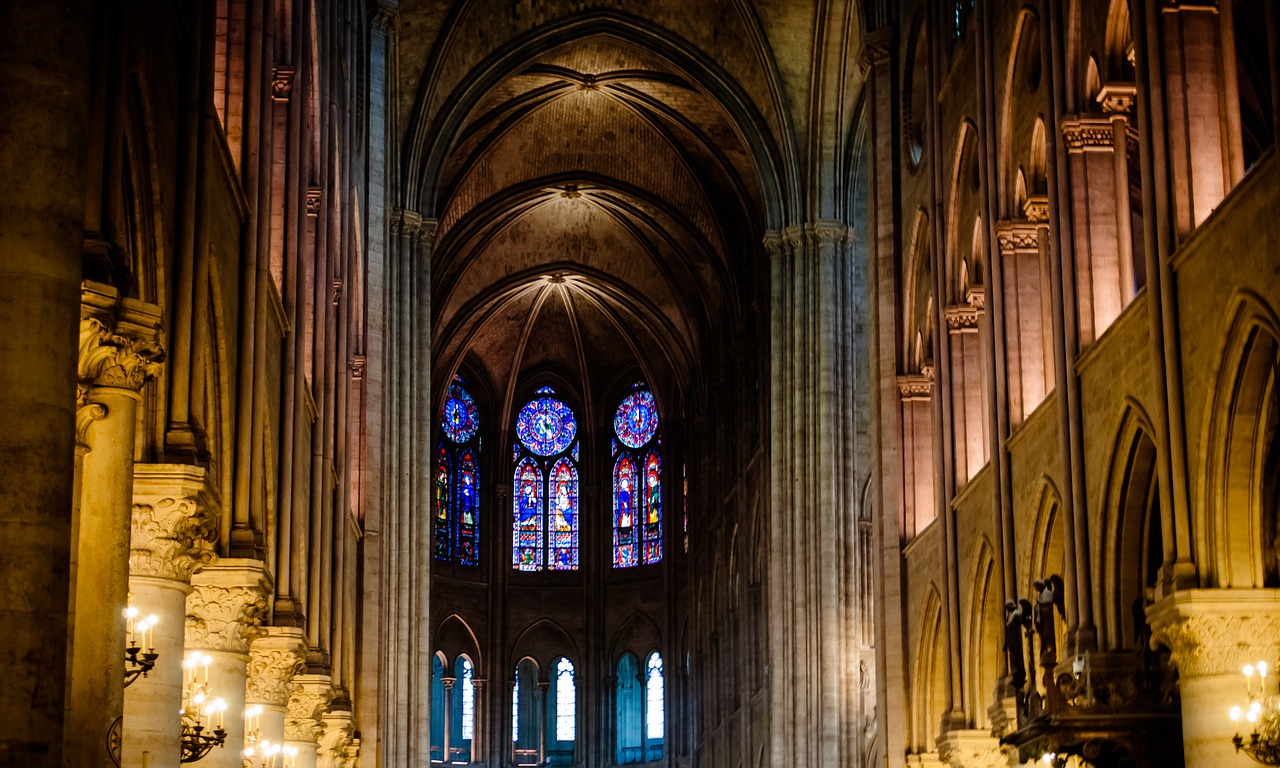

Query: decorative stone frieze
<box><xmin>245</xmin><ymin>627</ymin><xmax>307</xmax><ymax>707</ymax></box>
<box><xmin>897</xmin><ymin>374</ymin><xmax>933</xmax><ymax>400</ymax></box>
<box><xmin>272</xmin><ymin>66</ymin><xmax>295</xmax><ymax>101</ymax></box>
<box><xmin>944</xmin><ymin>304</ymin><xmax>981</xmax><ymax>331</ymax></box>
<box><xmin>186</xmin><ymin>560</ymin><xmax>272</xmax><ymax>654</ymax></box>
<box><xmin>995</xmin><ymin>221</ymin><xmax>1040</xmax><ymax>254</ymax></box>
<box><xmin>1147</xmin><ymin>589</ymin><xmax>1280</xmax><ymax>679</ymax></box>
<box><xmin>79</xmin><ymin>282</ymin><xmax>164</xmax><ymax>396</ymax></box>
<box><xmin>1060</xmin><ymin>116</ymin><xmax>1117</xmax><ymax>152</ymax></box>
<box><xmin>285</xmin><ymin>674</ymin><xmax>334</xmax><ymax>743</ymax></box>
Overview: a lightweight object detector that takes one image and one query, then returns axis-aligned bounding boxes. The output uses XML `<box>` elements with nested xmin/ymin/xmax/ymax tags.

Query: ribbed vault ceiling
<box><xmin>432</xmin><ymin>34</ymin><xmax>767</xmax><ymax>418</ymax></box>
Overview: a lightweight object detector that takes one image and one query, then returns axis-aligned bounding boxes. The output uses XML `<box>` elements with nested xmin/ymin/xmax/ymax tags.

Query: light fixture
<box><xmin>1231</xmin><ymin>660</ymin><xmax>1280</xmax><ymax>765</ymax></box>
<box><xmin>123</xmin><ymin>594</ymin><xmax>158</xmax><ymax>687</ymax></box>
<box><xmin>179</xmin><ymin>652</ymin><xmax>227</xmax><ymax>763</ymax></box>
<box><xmin>244</xmin><ymin>740</ymin><xmax>298</xmax><ymax>768</ymax></box>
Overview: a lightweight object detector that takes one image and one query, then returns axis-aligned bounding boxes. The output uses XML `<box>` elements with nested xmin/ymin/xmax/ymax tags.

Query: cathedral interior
<box><xmin>0</xmin><ymin>1</ymin><xmax>1278</xmax><ymax>767</ymax></box>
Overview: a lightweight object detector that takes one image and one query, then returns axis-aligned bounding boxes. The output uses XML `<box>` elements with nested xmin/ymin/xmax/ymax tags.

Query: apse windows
<box><xmin>512</xmin><ymin>388</ymin><xmax>580</xmax><ymax>571</ymax></box>
<box><xmin>430</xmin><ymin>654</ymin><xmax>475</xmax><ymax>763</ymax></box>
<box><xmin>436</xmin><ymin>378</ymin><xmax>481</xmax><ymax>566</ymax></box>
<box><xmin>513</xmin><ymin>659</ymin><xmax>538</xmax><ymax>765</ymax></box>
<box><xmin>613</xmin><ymin>385</ymin><xmax>662</xmax><ymax>567</ymax></box>
<box><xmin>549</xmin><ymin>658</ymin><xmax>576</xmax><ymax>765</ymax></box>
<box><xmin>511</xmin><ymin>657</ymin><xmax>575</xmax><ymax>767</ymax></box>
<box><xmin>615</xmin><ymin>652</ymin><xmax>665</xmax><ymax>763</ymax></box>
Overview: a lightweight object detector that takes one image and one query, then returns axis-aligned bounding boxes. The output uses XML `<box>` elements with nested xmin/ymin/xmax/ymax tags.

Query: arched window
<box><xmin>615</xmin><ymin>654</ymin><xmax>642</xmax><ymax>763</ymax></box>
<box><xmin>437</xmin><ymin>377</ymin><xmax>481</xmax><ymax>566</ymax></box>
<box><xmin>512</xmin><ymin>388</ymin><xmax>580</xmax><ymax>571</ymax></box>
<box><xmin>512</xmin><ymin>659</ymin><xmax>539</xmax><ymax>766</ymax></box>
<box><xmin>450</xmin><ymin>657</ymin><xmax>474</xmax><ymax>763</ymax></box>
<box><xmin>645</xmin><ymin>653</ymin><xmax>665</xmax><ymax>757</ymax></box>
<box><xmin>547</xmin><ymin>657</ymin><xmax>575</xmax><ymax>765</ymax></box>
<box><xmin>613</xmin><ymin>385</ymin><xmax>662</xmax><ymax>567</ymax></box>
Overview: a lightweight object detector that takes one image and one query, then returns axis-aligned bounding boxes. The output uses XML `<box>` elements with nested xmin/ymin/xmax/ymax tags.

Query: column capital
<box><xmin>1148</xmin><ymin>589</ymin><xmax>1280</xmax><ymax>679</ymax></box>
<box><xmin>937</xmin><ymin>728</ymin><xmax>1006</xmax><ymax>768</ymax></box>
<box><xmin>857</xmin><ymin>28</ymin><xmax>893</xmax><ymax>74</ymax></box>
<box><xmin>245</xmin><ymin>626</ymin><xmax>308</xmax><ymax>707</ymax></box>
<box><xmin>1097</xmin><ymin>83</ymin><xmax>1138</xmax><ymax>115</ymax></box>
<box><xmin>271</xmin><ymin>66</ymin><xmax>295</xmax><ymax>102</ymax></box>
<box><xmin>1060</xmin><ymin>115</ymin><xmax>1117</xmax><ymax>153</ymax></box>
<box><xmin>79</xmin><ymin>281</ymin><xmax>164</xmax><ymax>395</ymax></box>
<box><xmin>995</xmin><ymin>220</ymin><xmax>1040</xmax><ymax>255</ymax></box>
<box><xmin>285</xmin><ymin>673</ymin><xmax>334</xmax><ymax>743</ymax></box>
<box><xmin>897</xmin><ymin>371</ymin><xmax>934</xmax><ymax>401</ymax></box>
<box><xmin>319</xmin><ymin>710</ymin><xmax>356</xmax><ymax>768</ymax></box>
<box><xmin>944</xmin><ymin>303</ymin><xmax>982</xmax><ymax>331</ymax></box>
<box><xmin>186</xmin><ymin>559</ymin><xmax>272</xmax><ymax>654</ymax></box>
<box><xmin>131</xmin><ymin>464</ymin><xmax>219</xmax><ymax>582</ymax></box>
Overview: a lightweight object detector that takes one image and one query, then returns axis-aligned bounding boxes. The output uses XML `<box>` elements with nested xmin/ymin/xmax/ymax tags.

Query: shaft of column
<box><xmin>124</xmin><ymin>465</ymin><xmax>218</xmax><ymax>768</ymax></box>
<box><xmin>0</xmin><ymin>3</ymin><xmax>93</xmax><ymax>764</ymax></box>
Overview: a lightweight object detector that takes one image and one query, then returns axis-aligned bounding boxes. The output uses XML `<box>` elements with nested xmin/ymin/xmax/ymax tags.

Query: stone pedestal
<box><xmin>1149</xmin><ymin>589</ymin><xmax>1280</xmax><ymax>768</ymax></box>
<box><xmin>67</xmin><ymin>286</ymin><xmax>164</xmax><ymax>768</ymax></box>
<box><xmin>285</xmin><ymin>674</ymin><xmax>334</xmax><ymax>768</ymax></box>
<box><xmin>244</xmin><ymin>627</ymin><xmax>307</xmax><ymax>758</ymax></box>
<box><xmin>186</xmin><ymin>560</ymin><xmax>272</xmax><ymax>768</ymax></box>
<box><xmin>123</xmin><ymin>465</ymin><xmax>218</xmax><ymax>768</ymax></box>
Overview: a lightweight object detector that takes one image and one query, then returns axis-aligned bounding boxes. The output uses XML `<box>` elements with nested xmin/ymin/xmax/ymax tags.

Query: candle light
<box><xmin>145</xmin><ymin>614</ymin><xmax>158</xmax><ymax>649</ymax></box>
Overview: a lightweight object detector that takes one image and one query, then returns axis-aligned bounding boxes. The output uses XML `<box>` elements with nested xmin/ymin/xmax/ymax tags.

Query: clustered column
<box><xmin>124</xmin><ymin>465</ymin><xmax>218</xmax><ymax>768</ymax></box>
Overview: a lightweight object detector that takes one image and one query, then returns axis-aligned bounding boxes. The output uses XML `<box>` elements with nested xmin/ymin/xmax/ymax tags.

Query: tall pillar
<box><xmin>1149</xmin><ymin>590</ymin><xmax>1280</xmax><ymax>768</ymax></box>
<box><xmin>69</xmin><ymin>284</ymin><xmax>164</xmax><ymax>768</ymax></box>
<box><xmin>0</xmin><ymin>3</ymin><xmax>92</xmax><ymax>763</ymax></box>
<box><xmin>245</xmin><ymin>627</ymin><xmax>307</xmax><ymax>758</ymax></box>
<box><xmin>186</xmin><ymin>560</ymin><xmax>272</xmax><ymax>768</ymax></box>
<box><xmin>124</xmin><ymin>465</ymin><xmax>218</xmax><ymax>768</ymax></box>
<box><xmin>285</xmin><ymin>674</ymin><xmax>334</xmax><ymax>768</ymax></box>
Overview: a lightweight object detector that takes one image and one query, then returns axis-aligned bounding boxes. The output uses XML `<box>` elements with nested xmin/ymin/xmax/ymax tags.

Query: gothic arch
<box><xmin>910</xmin><ymin>587</ymin><xmax>946</xmax><ymax>754</ymax></box>
<box><xmin>511</xmin><ymin>618</ymin><xmax>579</xmax><ymax>675</ymax></box>
<box><xmin>945</xmin><ymin>121</ymin><xmax>982</xmax><ymax>302</ymax></box>
<box><xmin>1104</xmin><ymin>0</ymin><xmax>1136</xmax><ymax>82</ymax></box>
<box><xmin>903</xmin><ymin>209</ymin><xmax>935</xmax><ymax>370</ymax></box>
<box><xmin>964</xmin><ymin>541</ymin><xmax>1002</xmax><ymax>726</ymax></box>
<box><xmin>1200</xmin><ymin>293</ymin><xmax>1280</xmax><ymax>588</ymax></box>
<box><xmin>437</xmin><ymin>613</ymin><xmax>484</xmax><ymax>673</ymax></box>
<box><xmin>1028</xmin><ymin>480</ymin><xmax>1065</xmax><ymax>595</ymax></box>
<box><xmin>609</xmin><ymin>612</ymin><xmax>664</xmax><ymax>663</ymax></box>
<box><xmin>999</xmin><ymin>7</ymin><xmax>1044</xmax><ymax>217</ymax></box>
<box><xmin>1100</xmin><ymin>403</ymin><xmax>1162</xmax><ymax>650</ymax></box>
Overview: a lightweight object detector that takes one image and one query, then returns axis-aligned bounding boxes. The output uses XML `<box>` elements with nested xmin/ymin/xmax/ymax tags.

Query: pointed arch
<box><xmin>910</xmin><ymin>587</ymin><xmax>946</xmax><ymax>753</ymax></box>
<box><xmin>965</xmin><ymin>541</ymin><xmax>1003</xmax><ymax>726</ymax></box>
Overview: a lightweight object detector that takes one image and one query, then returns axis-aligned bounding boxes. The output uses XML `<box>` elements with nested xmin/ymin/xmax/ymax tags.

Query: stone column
<box><xmin>317</xmin><ymin>710</ymin><xmax>355</xmax><ymax>768</ymax></box>
<box><xmin>186</xmin><ymin>560</ymin><xmax>272</xmax><ymax>768</ymax></box>
<box><xmin>244</xmin><ymin>627</ymin><xmax>307</xmax><ymax>760</ymax></box>
<box><xmin>1149</xmin><ymin>590</ymin><xmax>1280</xmax><ymax>768</ymax></box>
<box><xmin>286</xmin><ymin>674</ymin><xmax>334</xmax><ymax>768</ymax></box>
<box><xmin>68</xmin><ymin>284</ymin><xmax>164</xmax><ymax>768</ymax></box>
<box><xmin>124</xmin><ymin>465</ymin><xmax>218</xmax><ymax>768</ymax></box>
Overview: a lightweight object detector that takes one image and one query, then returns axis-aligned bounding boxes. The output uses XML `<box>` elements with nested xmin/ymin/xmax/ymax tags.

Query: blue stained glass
<box><xmin>548</xmin><ymin>459</ymin><xmax>579</xmax><ymax>570</ymax></box>
<box><xmin>642</xmin><ymin>452</ymin><xmax>662</xmax><ymax>564</ymax></box>
<box><xmin>516</xmin><ymin>395</ymin><xmax>578</xmax><ymax>456</ymax></box>
<box><xmin>434</xmin><ymin>444</ymin><xmax>451</xmax><ymax>561</ymax></box>
<box><xmin>457</xmin><ymin>450</ymin><xmax>479</xmax><ymax>566</ymax></box>
<box><xmin>614</xmin><ymin>389</ymin><xmax>659</xmax><ymax>449</ymax></box>
<box><xmin>442</xmin><ymin>382</ymin><xmax>480</xmax><ymax>443</ymax></box>
<box><xmin>614</xmin><ymin>456</ymin><xmax>638</xmax><ymax>568</ymax></box>
<box><xmin>513</xmin><ymin>459</ymin><xmax>544</xmax><ymax>571</ymax></box>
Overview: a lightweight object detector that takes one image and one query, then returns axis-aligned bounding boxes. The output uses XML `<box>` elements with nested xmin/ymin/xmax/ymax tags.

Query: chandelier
<box><xmin>123</xmin><ymin>596</ymin><xmax>158</xmax><ymax>687</ymax></box>
<box><xmin>180</xmin><ymin>652</ymin><xmax>227</xmax><ymax>763</ymax></box>
<box><xmin>1231</xmin><ymin>661</ymin><xmax>1280</xmax><ymax>765</ymax></box>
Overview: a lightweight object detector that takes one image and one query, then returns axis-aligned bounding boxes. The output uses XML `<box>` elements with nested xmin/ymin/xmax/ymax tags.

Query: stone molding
<box><xmin>285</xmin><ymin>674</ymin><xmax>334</xmax><ymax>744</ymax></box>
<box><xmin>1060</xmin><ymin>115</ymin><xmax>1117</xmax><ymax>153</ymax></box>
<box><xmin>1147</xmin><ymin>589</ymin><xmax>1280</xmax><ymax>679</ymax></box>
<box><xmin>1022</xmin><ymin>195</ymin><xmax>1050</xmax><ymax>223</ymax></box>
<box><xmin>763</xmin><ymin>220</ymin><xmax>850</xmax><ymax>260</ymax></box>
<box><xmin>79</xmin><ymin>281</ymin><xmax>164</xmax><ymax>396</ymax></box>
<box><xmin>245</xmin><ymin>627</ymin><xmax>308</xmax><ymax>707</ymax></box>
<box><xmin>1097</xmin><ymin>83</ymin><xmax>1137</xmax><ymax>115</ymax></box>
<box><xmin>307</xmin><ymin>187</ymin><xmax>322</xmax><ymax>217</ymax></box>
<box><xmin>936</xmin><ymin>728</ymin><xmax>1005</xmax><ymax>768</ymax></box>
<box><xmin>271</xmin><ymin>67</ymin><xmax>295</xmax><ymax>101</ymax></box>
<box><xmin>318</xmin><ymin>710</ymin><xmax>356</xmax><ymax>768</ymax></box>
<box><xmin>944</xmin><ymin>303</ymin><xmax>982</xmax><ymax>331</ymax></box>
<box><xmin>75</xmin><ymin>402</ymin><xmax>107</xmax><ymax>451</ymax></box>
<box><xmin>995</xmin><ymin>220</ymin><xmax>1040</xmax><ymax>254</ymax></box>
<box><xmin>857</xmin><ymin>29</ymin><xmax>893</xmax><ymax>74</ymax></box>
<box><xmin>186</xmin><ymin>559</ymin><xmax>272</xmax><ymax>654</ymax></box>
<box><xmin>897</xmin><ymin>373</ymin><xmax>934</xmax><ymax>400</ymax></box>
<box><xmin>130</xmin><ymin>464</ymin><xmax>219</xmax><ymax>582</ymax></box>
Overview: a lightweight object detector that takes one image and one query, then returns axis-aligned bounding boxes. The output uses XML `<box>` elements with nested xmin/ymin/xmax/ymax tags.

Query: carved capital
<box><xmin>369</xmin><ymin>2</ymin><xmax>396</xmax><ymax>35</ymax></box>
<box><xmin>1097</xmin><ymin>83</ymin><xmax>1138</xmax><ymax>115</ymax></box>
<box><xmin>806</xmin><ymin>220</ymin><xmax>850</xmax><ymax>251</ymax></box>
<box><xmin>319</xmin><ymin>710</ymin><xmax>356</xmax><ymax>768</ymax></box>
<box><xmin>857</xmin><ymin>30</ymin><xmax>893</xmax><ymax>74</ymax></box>
<box><xmin>937</xmin><ymin>729</ymin><xmax>1006</xmax><ymax>768</ymax></box>
<box><xmin>1022</xmin><ymin>195</ymin><xmax>1050</xmax><ymax>223</ymax></box>
<box><xmin>80</xmin><ymin>282</ymin><xmax>165</xmax><ymax>394</ymax></box>
<box><xmin>272</xmin><ymin>67</ymin><xmax>295</xmax><ymax>101</ymax></box>
<box><xmin>131</xmin><ymin>465</ymin><xmax>220</xmax><ymax>582</ymax></box>
<box><xmin>285</xmin><ymin>674</ymin><xmax>334</xmax><ymax>744</ymax></box>
<box><xmin>1060</xmin><ymin>115</ymin><xmax>1117</xmax><ymax>153</ymax></box>
<box><xmin>897</xmin><ymin>373</ymin><xmax>933</xmax><ymax>400</ymax></box>
<box><xmin>76</xmin><ymin>402</ymin><xmax>107</xmax><ymax>451</ymax></box>
<box><xmin>944</xmin><ymin>303</ymin><xmax>982</xmax><ymax>331</ymax></box>
<box><xmin>995</xmin><ymin>220</ymin><xmax>1040</xmax><ymax>254</ymax></box>
<box><xmin>186</xmin><ymin>559</ymin><xmax>272</xmax><ymax>653</ymax></box>
<box><xmin>307</xmin><ymin>187</ymin><xmax>322</xmax><ymax>217</ymax></box>
<box><xmin>1148</xmin><ymin>589</ymin><xmax>1280</xmax><ymax>679</ymax></box>
<box><xmin>349</xmin><ymin>356</ymin><xmax>366</xmax><ymax>381</ymax></box>
<box><xmin>245</xmin><ymin>627</ymin><xmax>307</xmax><ymax>707</ymax></box>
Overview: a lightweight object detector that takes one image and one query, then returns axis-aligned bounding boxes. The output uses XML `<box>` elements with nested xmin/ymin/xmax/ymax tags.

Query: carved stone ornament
<box><xmin>1148</xmin><ymin>590</ymin><xmax>1280</xmax><ymax>679</ymax></box>
<box><xmin>318</xmin><ymin>711</ymin><xmax>356</xmax><ymax>768</ymax></box>
<box><xmin>857</xmin><ymin>30</ymin><xmax>892</xmax><ymax>74</ymax></box>
<box><xmin>245</xmin><ymin>630</ymin><xmax>307</xmax><ymax>707</ymax></box>
<box><xmin>1060</xmin><ymin>116</ymin><xmax>1117</xmax><ymax>153</ymax></box>
<box><xmin>306</xmin><ymin>188</ymin><xmax>322</xmax><ymax>217</ymax></box>
<box><xmin>945</xmin><ymin>303</ymin><xmax>982</xmax><ymax>331</ymax></box>
<box><xmin>76</xmin><ymin>402</ymin><xmax>107</xmax><ymax>452</ymax></box>
<box><xmin>271</xmin><ymin>67</ymin><xmax>295</xmax><ymax>101</ymax></box>
<box><xmin>1022</xmin><ymin>195</ymin><xmax>1050</xmax><ymax>223</ymax></box>
<box><xmin>937</xmin><ymin>729</ymin><xmax>1006</xmax><ymax>768</ymax></box>
<box><xmin>130</xmin><ymin>499</ymin><xmax>217</xmax><ymax>582</ymax></box>
<box><xmin>79</xmin><ymin>318</ymin><xmax>164</xmax><ymax>394</ymax></box>
<box><xmin>349</xmin><ymin>355</ymin><xmax>366</xmax><ymax>381</ymax></box>
<box><xmin>185</xmin><ymin>570</ymin><xmax>270</xmax><ymax>653</ymax></box>
<box><xmin>965</xmin><ymin>285</ymin><xmax>985</xmax><ymax>311</ymax></box>
<box><xmin>897</xmin><ymin>373</ymin><xmax>933</xmax><ymax>400</ymax></box>
<box><xmin>285</xmin><ymin>675</ymin><xmax>334</xmax><ymax>743</ymax></box>
<box><xmin>1097</xmin><ymin>83</ymin><xmax>1137</xmax><ymax>115</ymax></box>
<box><xmin>996</xmin><ymin>221</ymin><xmax>1040</xmax><ymax>254</ymax></box>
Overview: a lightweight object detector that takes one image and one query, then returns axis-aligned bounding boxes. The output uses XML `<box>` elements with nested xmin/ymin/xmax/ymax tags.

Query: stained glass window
<box><xmin>613</xmin><ymin>384</ymin><xmax>662</xmax><ymax>567</ymax></box>
<box><xmin>512</xmin><ymin>388</ymin><xmax>580</xmax><ymax>571</ymax></box>
<box><xmin>460</xmin><ymin>658</ymin><xmax>475</xmax><ymax>741</ymax></box>
<box><xmin>436</xmin><ymin>377</ymin><xmax>480</xmax><ymax>566</ymax></box>
<box><xmin>645</xmin><ymin>653</ymin><xmax>665</xmax><ymax>742</ymax></box>
<box><xmin>555</xmin><ymin>658</ymin><xmax>576</xmax><ymax>742</ymax></box>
